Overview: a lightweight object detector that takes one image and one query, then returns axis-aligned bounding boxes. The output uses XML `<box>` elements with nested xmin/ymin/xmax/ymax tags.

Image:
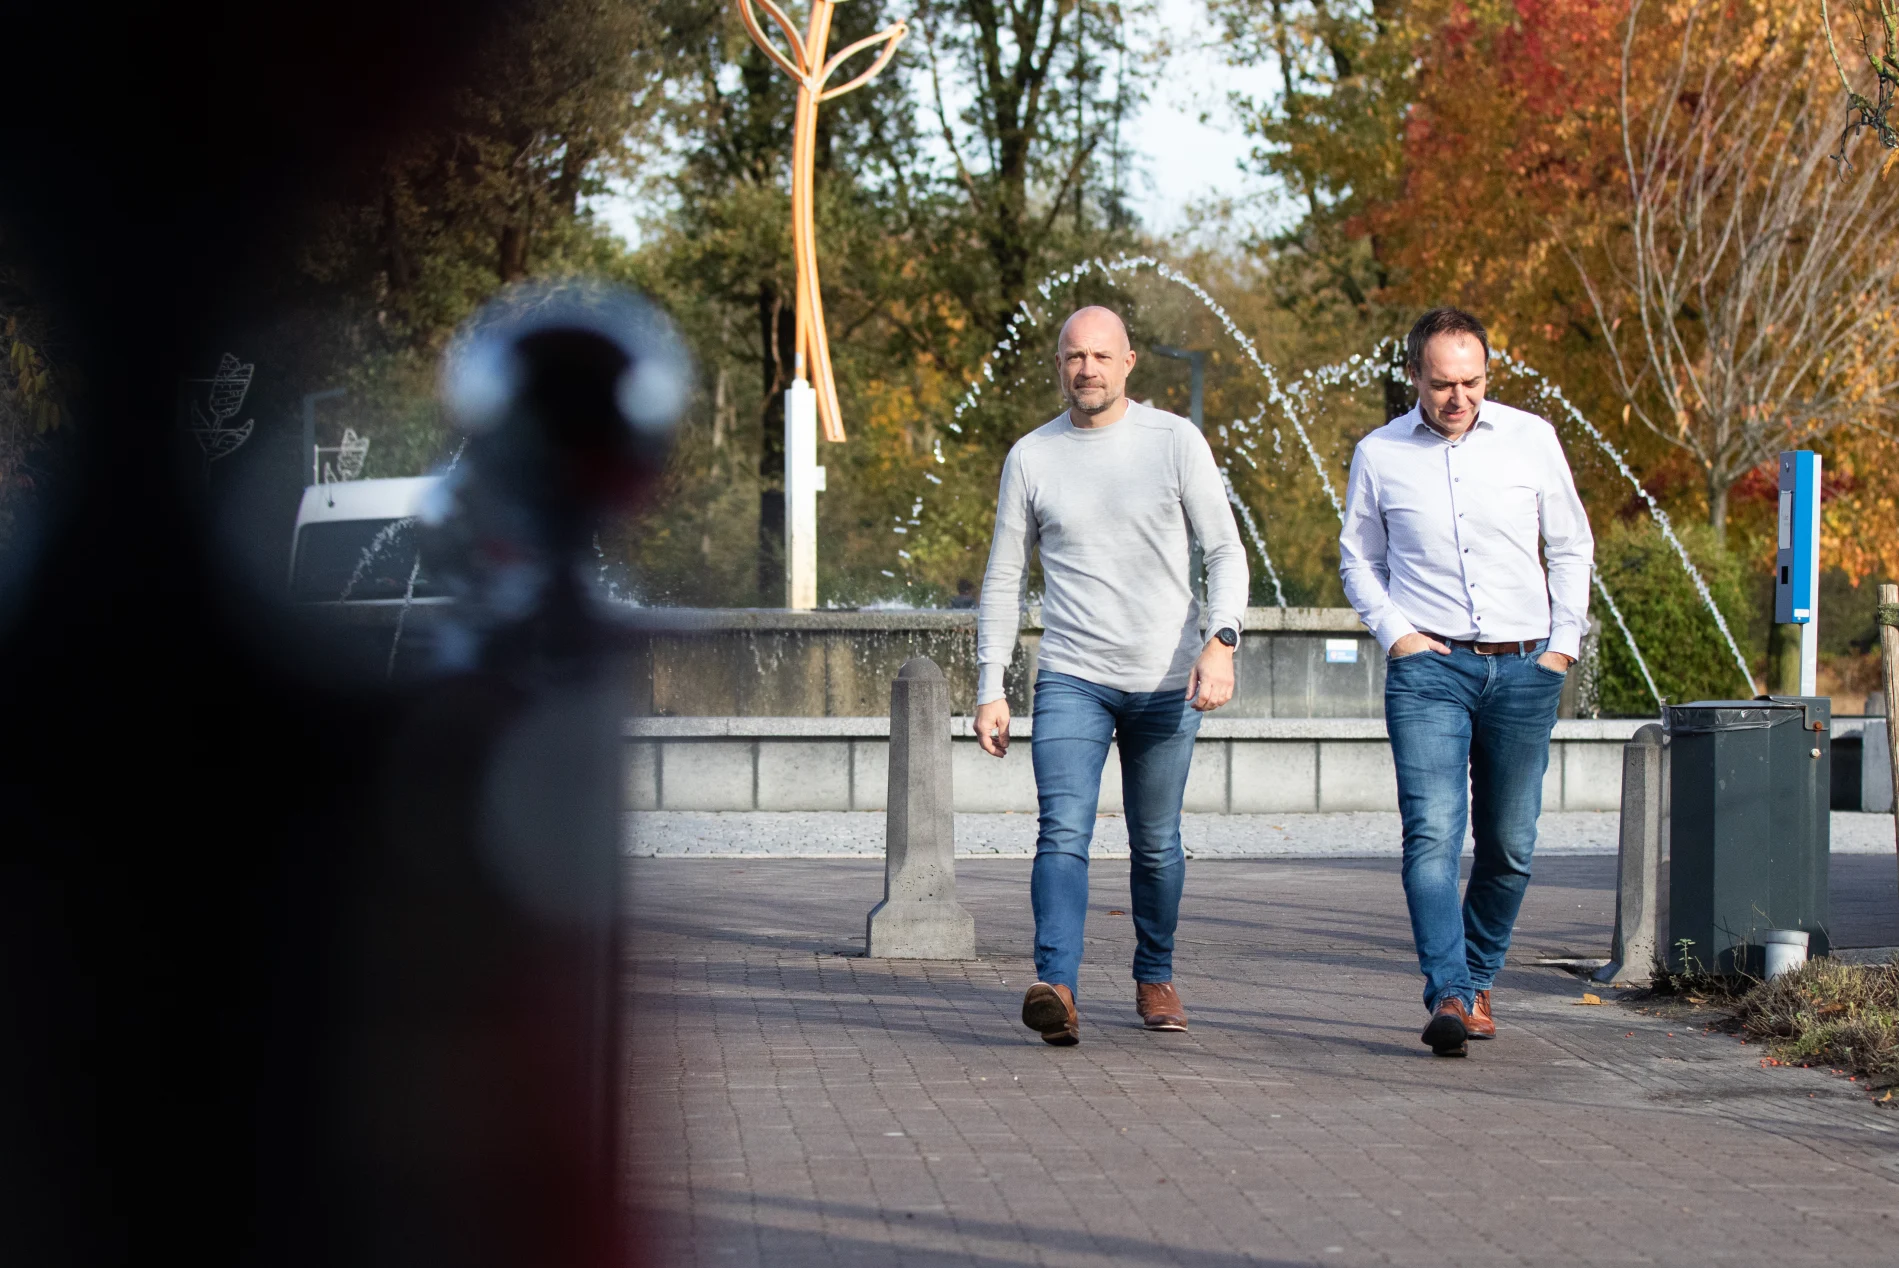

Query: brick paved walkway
<box><xmin>625</xmin><ymin>855</ymin><xmax>1899</xmax><ymax>1266</ymax></box>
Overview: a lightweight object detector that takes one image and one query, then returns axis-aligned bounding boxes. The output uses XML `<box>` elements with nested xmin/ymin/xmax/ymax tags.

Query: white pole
<box><xmin>1799</xmin><ymin>619</ymin><xmax>1819</xmax><ymax>698</ymax></box>
<box><xmin>784</xmin><ymin>379</ymin><xmax>822</xmax><ymax>610</ymax></box>
<box><xmin>1799</xmin><ymin>453</ymin><xmax>1822</xmax><ymax>697</ymax></box>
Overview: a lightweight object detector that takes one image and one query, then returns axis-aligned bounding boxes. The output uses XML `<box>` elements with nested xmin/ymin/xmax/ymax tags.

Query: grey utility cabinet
<box><xmin>1664</xmin><ymin>697</ymin><xmax>1831</xmax><ymax>974</ymax></box>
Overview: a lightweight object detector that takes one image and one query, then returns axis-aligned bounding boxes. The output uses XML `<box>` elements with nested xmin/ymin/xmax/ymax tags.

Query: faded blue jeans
<box><xmin>1029</xmin><ymin>670</ymin><xmax>1202</xmax><ymax>998</ymax></box>
<box><xmin>1384</xmin><ymin>643</ymin><xmax>1566</xmax><ymax>1010</ymax></box>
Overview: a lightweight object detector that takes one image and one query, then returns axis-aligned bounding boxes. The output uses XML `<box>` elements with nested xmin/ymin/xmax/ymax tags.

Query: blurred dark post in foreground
<box><xmin>0</xmin><ymin>7</ymin><xmax>675</xmax><ymax>1265</ymax></box>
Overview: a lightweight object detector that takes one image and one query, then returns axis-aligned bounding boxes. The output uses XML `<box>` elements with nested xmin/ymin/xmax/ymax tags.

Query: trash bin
<box><xmin>1664</xmin><ymin>697</ymin><xmax>1830</xmax><ymax>975</ymax></box>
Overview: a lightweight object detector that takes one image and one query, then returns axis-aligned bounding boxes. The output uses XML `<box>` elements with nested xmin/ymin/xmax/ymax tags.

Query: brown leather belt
<box><xmin>1418</xmin><ymin>633</ymin><xmax>1542</xmax><ymax>656</ymax></box>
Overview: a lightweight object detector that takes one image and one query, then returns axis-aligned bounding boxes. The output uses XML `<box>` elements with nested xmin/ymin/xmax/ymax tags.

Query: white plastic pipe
<box><xmin>1763</xmin><ymin>928</ymin><xmax>1810</xmax><ymax>980</ymax></box>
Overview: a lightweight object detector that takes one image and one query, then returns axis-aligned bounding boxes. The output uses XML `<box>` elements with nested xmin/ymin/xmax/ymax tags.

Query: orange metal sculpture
<box><xmin>733</xmin><ymin>0</ymin><xmax>907</xmax><ymax>443</ymax></box>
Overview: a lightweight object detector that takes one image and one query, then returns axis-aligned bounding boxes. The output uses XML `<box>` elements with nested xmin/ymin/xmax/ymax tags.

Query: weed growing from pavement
<box><xmin>1732</xmin><ymin>954</ymin><xmax>1899</xmax><ymax>1093</ymax></box>
<box><xmin>1633</xmin><ymin>951</ymin><xmax>1899</xmax><ymax>1097</ymax></box>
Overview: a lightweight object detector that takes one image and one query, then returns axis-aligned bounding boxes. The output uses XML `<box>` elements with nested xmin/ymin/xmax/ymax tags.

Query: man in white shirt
<box><xmin>973</xmin><ymin>306</ymin><xmax>1248</xmax><ymax>1046</ymax></box>
<box><xmin>1338</xmin><ymin>308</ymin><xmax>1594</xmax><ymax>1057</ymax></box>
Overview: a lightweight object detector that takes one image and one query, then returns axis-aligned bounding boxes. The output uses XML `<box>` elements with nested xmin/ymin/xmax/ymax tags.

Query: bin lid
<box><xmin>1664</xmin><ymin>697</ymin><xmax>1830</xmax><ymax>735</ymax></box>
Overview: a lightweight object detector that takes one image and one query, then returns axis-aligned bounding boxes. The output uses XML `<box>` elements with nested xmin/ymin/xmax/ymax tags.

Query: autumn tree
<box><xmin>1571</xmin><ymin>0</ymin><xmax>1899</xmax><ymax>531</ymax></box>
<box><xmin>1820</xmin><ymin>0</ymin><xmax>1899</xmax><ymax>149</ymax></box>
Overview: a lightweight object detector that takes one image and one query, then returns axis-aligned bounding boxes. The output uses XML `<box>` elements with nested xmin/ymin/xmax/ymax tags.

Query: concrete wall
<box><xmin>621</xmin><ymin>607</ymin><xmax>1390</xmax><ymax>718</ymax></box>
<box><xmin>623</xmin><ymin>716</ymin><xmax>1650</xmax><ymax>814</ymax></box>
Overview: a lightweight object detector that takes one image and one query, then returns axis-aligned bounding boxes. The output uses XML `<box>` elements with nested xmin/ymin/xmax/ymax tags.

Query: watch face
<box><xmin>1216</xmin><ymin>628</ymin><xmax>1238</xmax><ymax>647</ymax></box>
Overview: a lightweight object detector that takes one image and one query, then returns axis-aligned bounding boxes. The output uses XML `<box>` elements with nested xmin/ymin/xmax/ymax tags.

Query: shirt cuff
<box><xmin>1546</xmin><ymin>625</ymin><xmax>1584</xmax><ymax>661</ymax></box>
<box><xmin>976</xmin><ymin>662</ymin><xmax>1007</xmax><ymax>706</ymax></box>
<box><xmin>1369</xmin><ymin>614</ymin><xmax>1419</xmax><ymax>653</ymax></box>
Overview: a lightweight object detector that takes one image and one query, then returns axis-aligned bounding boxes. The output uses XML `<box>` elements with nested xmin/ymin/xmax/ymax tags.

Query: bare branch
<box><xmin>1569</xmin><ymin>0</ymin><xmax>1899</xmax><ymax>525</ymax></box>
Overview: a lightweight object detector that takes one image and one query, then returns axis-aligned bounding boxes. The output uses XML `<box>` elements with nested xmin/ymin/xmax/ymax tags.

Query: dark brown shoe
<box><xmin>1136</xmin><ymin>981</ymin><xmax>1188</xmax><ymax>1032</ymax></box>
<box><xmin>1468</xmin><ymin>989</ymin><xmax>1495</xmax><ymax>1040</ymax></box>
<box><xmin>1022</xmin><ymin>982</ymin><xmax>1079</xmax><ymax>1045</ymax></box>
<box><xmin>1422</xmin><ymin>996</ymin><xmax>1471</xmax><ymax>1057</ymax></box>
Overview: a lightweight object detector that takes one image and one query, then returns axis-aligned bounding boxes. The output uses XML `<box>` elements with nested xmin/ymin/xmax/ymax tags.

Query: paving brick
<box><xmin>627</xmin><ymin>854</ymin><xmax>1899</xmax><ymax>1266</ymax></box>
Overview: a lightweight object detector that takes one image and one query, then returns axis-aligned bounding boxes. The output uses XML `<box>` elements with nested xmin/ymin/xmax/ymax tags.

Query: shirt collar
<box><xmin>1409</xmin><ymin>402</ymin><xmax>1493</xmax><ymax>443</ymax></box>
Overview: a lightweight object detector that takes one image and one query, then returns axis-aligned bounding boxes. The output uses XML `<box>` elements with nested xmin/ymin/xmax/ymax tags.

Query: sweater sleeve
<box><xmin>1179</xmin><ymin>423</ymin><xmax>1248</xmax><ymax>638</ymax></box>
<box><xmin>975</xmin><ymin>445</ymin><xmax>1035</xmax><ymax>705</ymax></box>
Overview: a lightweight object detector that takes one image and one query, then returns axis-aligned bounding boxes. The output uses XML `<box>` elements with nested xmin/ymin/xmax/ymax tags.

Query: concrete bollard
<box><xmin>866</xmin><ymin>658</ymin><xmax>976</xmax><ymax>959</ymax></box>
<box><xmin>1595</xmin><ymin>722</ymin><xmax>1664</xmax><ymax>984</ymax></box>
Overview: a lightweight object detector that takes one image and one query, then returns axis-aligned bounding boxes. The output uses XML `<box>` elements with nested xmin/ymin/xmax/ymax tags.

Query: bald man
<box><xmin>974</xmin><ymin>306</ymin><xmax>1248</xmax><ymax>1046</ymax></box>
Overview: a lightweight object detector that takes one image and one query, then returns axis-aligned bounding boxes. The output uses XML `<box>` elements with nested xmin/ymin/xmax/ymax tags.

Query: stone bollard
<box><xmin>866</xmin><ymin>658</ymin><xmax>976</xmax><ymax>959</ymax></box>
<box><xmin>1595</xmin><ymin>722</ymin><xmax>1664</xmax><ymax>984</ymax></box>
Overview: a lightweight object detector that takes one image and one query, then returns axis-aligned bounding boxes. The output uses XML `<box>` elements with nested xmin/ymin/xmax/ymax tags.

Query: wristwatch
<box><xmin>1213</xmin><ymin>627</ymin><xmax>1239</xmax><ymax>648</ymax></box>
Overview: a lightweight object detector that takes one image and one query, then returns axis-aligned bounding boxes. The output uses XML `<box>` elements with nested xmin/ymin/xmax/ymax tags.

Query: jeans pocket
<box><xmin>1530</xmin><ymin>660</ymin><xmax>1568</xmax><ymax>682</ymax></box>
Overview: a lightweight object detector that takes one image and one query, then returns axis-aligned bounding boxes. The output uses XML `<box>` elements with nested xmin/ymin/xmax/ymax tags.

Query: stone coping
<box><xmin>299</xmin><ymin>602</ymin><xmax>1375</xmax><ymax>636</ymax></box>
<box><xmin>623</xmin><ymin>715</ymin><xmax>1656</xmax><ymax>741</ymax></box>
<box><xmin>613</xmin><ymin>605</ymin><xmax>1370</xmax><ymax>634</ymax></box>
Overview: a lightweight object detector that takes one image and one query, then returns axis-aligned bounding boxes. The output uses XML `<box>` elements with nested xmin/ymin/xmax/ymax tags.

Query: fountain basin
<box><xmin>620</xmin><ymin>606</ymin><xmax>1389</xmax><ymax>718</ymax></box>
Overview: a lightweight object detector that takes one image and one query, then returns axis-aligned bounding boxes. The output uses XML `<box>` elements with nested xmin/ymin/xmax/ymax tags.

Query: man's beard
<box><xmin>1065</xmin><ymin>384</ymin><xmax>1119</xmax><ymax>416</ymax></box>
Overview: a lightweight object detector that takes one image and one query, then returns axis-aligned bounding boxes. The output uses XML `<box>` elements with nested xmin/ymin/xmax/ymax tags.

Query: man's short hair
<box><xmin>1404</xmin><ymin>308</ymin><xmax>1490</xmax><ymax>376</ymax></box>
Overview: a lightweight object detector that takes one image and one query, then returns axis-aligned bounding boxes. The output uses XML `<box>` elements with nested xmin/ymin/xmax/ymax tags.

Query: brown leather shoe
<box><xmin>1422</xmin><ymin>996</ymin><xmax>1471</xmax><ymax>1057</ymax></box>
<box><xmin>1468</xmin><ymin>989</ymin><xmax>1495</xmax><ymax>1040</ymax></box>
<box><xmin>1136</xmin><ymin>981</ymin><xmax>1188</xmax><ymax>1032</ymax></box>
<box><xmin>1021</xmin><ymin>982</ymin><xmax>1079</xmax><ymax>1045</ymax></box>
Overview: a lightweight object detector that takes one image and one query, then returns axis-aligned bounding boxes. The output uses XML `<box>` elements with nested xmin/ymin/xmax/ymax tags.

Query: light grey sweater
<box><xmin>976</xmin><ymin>402</ymin><xmax>1248</xmax><ymax>704</ymax></box>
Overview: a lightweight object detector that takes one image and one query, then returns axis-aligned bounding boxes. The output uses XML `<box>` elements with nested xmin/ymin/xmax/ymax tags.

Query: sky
<box><xmin>1123</xmin><ymin>0</ymin><xmax>1266</xmax><ymax>234</ymax></box>
<box><xmin>589</xmin><ymin>0</ymin><xmax>1266</xmax><ymax>247</ymax></box>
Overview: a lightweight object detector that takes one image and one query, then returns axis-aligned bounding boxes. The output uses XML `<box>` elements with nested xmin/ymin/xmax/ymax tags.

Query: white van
<box><xmin>288</xmin><ymin>476</ymin><xmax>443</xmax><ymax>603</ymax></box>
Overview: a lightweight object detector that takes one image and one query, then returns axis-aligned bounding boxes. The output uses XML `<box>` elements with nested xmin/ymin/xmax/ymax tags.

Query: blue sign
<box><xmin>1774</xmin><ymin>450</ymin><xmax>1820</xmax><ymax>624</ymax></box>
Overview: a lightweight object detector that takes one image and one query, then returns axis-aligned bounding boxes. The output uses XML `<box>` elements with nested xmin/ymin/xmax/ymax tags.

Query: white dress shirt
<box><xmin>1338</xmin><ymin>400</ymin><xmax>1594</xmax><ymax>660</ymax></box>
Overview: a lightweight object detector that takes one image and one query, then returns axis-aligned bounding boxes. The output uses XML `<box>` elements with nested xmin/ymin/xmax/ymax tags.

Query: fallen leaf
<box><xmin>1572</xmin><ymin>994</ymin><xmax>1603</xmax><ymax>1006</ymax></box>
<box><xmin>1108</xmin><ymin>910</ymin><xmax>1126</xmax><ymax>916</ymax></box>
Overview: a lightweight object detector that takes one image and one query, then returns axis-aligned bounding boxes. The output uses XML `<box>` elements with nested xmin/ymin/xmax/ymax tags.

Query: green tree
<box><xmin>1212</xmin><ymin>0</ymin><xmax>1414</xmax><ymax>413</ymax></box>
<box><xmin>280</xmin><ymin>0</ymin><xmax>670</xmax><ymax>477</ymax></box>
<box><xmin>917</xmin><ymin>0</ymin><xmax>1153</xmax><ymax>329</ymax></box>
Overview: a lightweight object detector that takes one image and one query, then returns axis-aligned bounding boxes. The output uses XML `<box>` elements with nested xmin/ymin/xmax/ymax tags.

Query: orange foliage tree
<box><xmin>1374</xmin><ymin>0</ymin><xmax>1899</xmax><ymax>576</ymax></box>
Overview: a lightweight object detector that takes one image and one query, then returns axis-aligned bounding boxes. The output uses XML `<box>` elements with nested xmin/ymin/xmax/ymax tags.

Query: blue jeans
<box><xmin>1029</xmin><ymin>670</ymin><xmax>1202</xmax><ymax>997</ymax></box>
<box><xmin>1384</xmin><ymin>643</ymin><xmax>1566</xmax><ymax>1010</ymax></box>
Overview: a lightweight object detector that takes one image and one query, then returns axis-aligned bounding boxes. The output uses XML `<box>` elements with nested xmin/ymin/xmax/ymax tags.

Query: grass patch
<box><xmin>1730</xmin><ymin>956</ymin><xmax>1899</xmax><ymax>1092</ymax></box>
<box><xmin>1631</xmin><ymin>953</ymin><xmax>1899</xmax><ymax>1095</ymax></box>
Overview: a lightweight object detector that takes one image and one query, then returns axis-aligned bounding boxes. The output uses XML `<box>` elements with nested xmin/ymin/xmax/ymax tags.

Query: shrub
<box><xmin>1591</xmin><ymin>518</ymin><xmax>1760</xmax><ymax>716</ymax></box>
